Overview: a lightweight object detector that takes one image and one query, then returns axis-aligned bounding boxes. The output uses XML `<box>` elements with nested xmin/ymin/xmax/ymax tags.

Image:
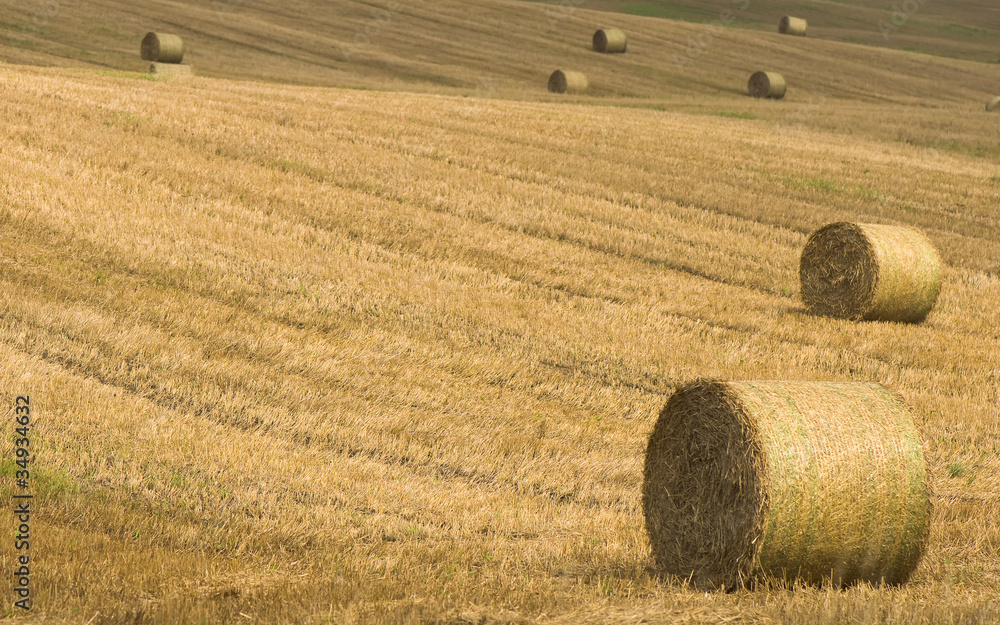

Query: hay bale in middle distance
<box><xmin>548</xmin><ymin>70</ymin><xmax>588</xmax><ymax>94</ymax></box>
<box><xmin>593</xmin><ymin>28</ymin><xmax>627</xmax><ymax>53</ymax></box>
<box><xmin>986</xmin><ymin>96</ymin><xmax>1000</xmax><ymax>112</ymax></box>
<box><xmin>779</xmin><ymin>16</ymin><xmax>808</xmax><ymax>36</ymax></box>
<box><xmin>748</xmin><ymin>71</ymin><xmax>786</xmax><ymax>99</ymax></box>
<box><xmin>642</xmin><ymin>380</ymin><xmax>931</xmax><ymax>590</ymax></box>
<box><xmin>800</xmin><ymin>222</ymin><xmax>942</xmax><ymax>322</ymax></box>
<box><xmin>141</xmin><ymin>32</ymin><xmax>185</xmax><ymax>63</ymax></box>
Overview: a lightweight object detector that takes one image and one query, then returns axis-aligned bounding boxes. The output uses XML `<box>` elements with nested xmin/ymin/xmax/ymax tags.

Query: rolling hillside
<box><xmin>1</xmin><ymin>0</ymin><xmax>998</xmax><ymax>100</ymax></box>
<box><xmin>1</xmin><ymin>1</ymin><xmax>1000</xmax><ymax>623</ymax></box>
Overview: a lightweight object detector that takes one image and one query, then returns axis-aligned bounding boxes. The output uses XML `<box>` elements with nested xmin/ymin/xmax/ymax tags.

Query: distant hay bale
<box><xmin>141</xmin><ymin>32</ymin><xmax>184</xmax><ymax>64</ymax></box>
<box><xmin>642</xmin><ymin>380</ymin><xmax>931</xmax><ymax>590</ymax></box>
<box><xmin>548</xmin><ymin>70</ymin><xmax>588</xmax><ymax>94</ymax></box>
<box><xmin>747</xmin><ymin>71</ymin><xmax>786</xmax><ymax>99</ymax></box>
<box><xmin>593</xmin><ymin>28</ymin><xmax>627</xmax><ymax>53</ymax></box>
<box><xmin>779</xmin><ymin>16</ymin><xmax>808</xmax><ymax>36</ymax></box>
<box><xmin>987</xmin><ymin>96</ymin><xmax>1000</xmax><ymax>111</ymax></box>
<box><xmin>800</xmin><ymin>222</ymin><xmax>942</xmax><ymax>322</ymax></box>
<box><xmin>149</xmin><ymin>63</ymin><xmax>194</xmax><ymax>78</ymax></box>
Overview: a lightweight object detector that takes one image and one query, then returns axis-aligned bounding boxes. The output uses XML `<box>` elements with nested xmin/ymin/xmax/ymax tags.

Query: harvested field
<box><xmin>0</xmin><ymin>0</ymin><xmax>999</xmax><ymax>623</ymax></box>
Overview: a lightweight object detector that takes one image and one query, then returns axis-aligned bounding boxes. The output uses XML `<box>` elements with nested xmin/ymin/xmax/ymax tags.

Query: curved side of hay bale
<box><xmin>141</xmin><ymin>32</ymin><xmax>185</xmax><ymax>63</ymax></box>
<box><xmin>642</xmin><ymin>380</ymin><xmax>930</xmax><ymax>590</ymax></box>
<box><xmin>547</xmin><ymin>70</ymin><xmax>588</xmax><ymax>94</ymax></box>
<box><xmin>779</xmin><ymin>16</ymin><xmax>808</xmax><ymax>36</ymax></box>
<box><xmin>987</xmin><ymin>96</ymin><xmax>1000</xmax><ymax>112</ymax></box>
<box><xmin>747</xmin><ymin>71</ymin><xmax>786</xmax><ymax>99</ymax></box>
<box><xmin>593</xmin><ymin>28</ymin><xmax>627</xmax><ymax>53</ymax></box>
<box><xmin>800</xmin><ymin>222</ymin><xmax>942</xmax><ymax>322</ymax></box>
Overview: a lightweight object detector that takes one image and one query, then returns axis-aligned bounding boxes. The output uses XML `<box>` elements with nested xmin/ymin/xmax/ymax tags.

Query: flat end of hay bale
<box><xmin>642</xmin><ymin>380</ymin><xmax>766</xmax><ymax>589</ymax></box>
<box><xmin>547</xmin><ymin>69</ymin><xmax>588</xmax><ymax>94</ymax></box>
<box><xmin>592</xmin><ymin>28</ymin><xmax>627</xmax><ymax>53</ymax></box>
<box><xmin>800</xmin><ymin>222</ymin><xmax>942</xmax><ymax>322</ymax></box>
<box><xmin>643</xmin><ymin>380</ymin><xmax>931</xmax><ymax>589</ymax></box>
<box><xmin>987</xmin><ymin>96</ymin><xmax>1000</xmax><ymax>111</ymax></box>
<box><xmin>779</xmin><ymin>16</ymin><xmax>808</xmax><ymax>36</ymax></box>
<box><xmin>748</xmin><ymin>71</ymin><xmax>786</xmax><ymax>99</ymax></box>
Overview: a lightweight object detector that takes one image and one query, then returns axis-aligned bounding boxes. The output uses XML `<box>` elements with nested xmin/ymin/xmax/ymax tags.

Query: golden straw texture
<box><xmin>140</xmin><ymin>32</ymin><xmax>185</xmax><ymax>64</ymax></box>
<box><xmin>547</xmin><ymin>70</ymin><xmax>588</xmax><ymax>94</ymax></box>
<box><xmin>148</xmin><ymin>63</ymin><xmax>194</xmax><ymax>78</ymax></box>
<box><xmin>593</xmin><ymin>28</ymin><xmax>627</xmax><ymax>53</ymax></box>
<box><xmin>799</xmin><ymin>222</ymin><xmax>942</xmax><ymax>322</ymax></box>
<box><xmin>779</xmin><ymin>16</ymin><xmax>808</xmax><ymax>36</ymax></box>
<box><xmin>748</xmin><ymin>71</ymin><xmax>786</xmax><ymax>99</ymax></box>
<box><xmin>642</xmin><ymin>380</ymin><xmax>931</xmax><ymax>590</ymax></box>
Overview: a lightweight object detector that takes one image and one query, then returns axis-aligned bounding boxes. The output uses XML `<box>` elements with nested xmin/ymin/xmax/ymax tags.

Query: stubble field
<box><xmin>1</xmin><ymin>11</ymin><xmax>1000</xmax><ymax>621</ymax></box>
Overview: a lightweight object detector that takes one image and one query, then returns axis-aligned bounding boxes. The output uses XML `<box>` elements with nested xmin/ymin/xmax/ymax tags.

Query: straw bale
<box><xmin>779</xmin><ymin>16</ymin><xmax>808</xmax><ymax>36</ymax></box>
<box><xmin>548</xmin><ymin>70</ymin><xmax>588</xmax><ymax>94</ymax></box>
<box><xmin>748</xmin><ymin>71</ymin><xmax>786</xmax><ymax>99</ymax></box>
<box><xmin>642</xmin><ymin>380</ymin><xmax>931</xmax><ymax>590</ymax></box>
<box><xmin>141</xmin><ymin>32</ymin><xmax>185</xmax><ymax>64</ymax></box>
<box><xmin>593</xmin><ymin>28</ymin><xmax>627</xmax><ymax>53</ymax></box>
<box><xmin>800</xmin><ymin>222</ymin><xmax>941</xmax><ymax>322</ymax></box>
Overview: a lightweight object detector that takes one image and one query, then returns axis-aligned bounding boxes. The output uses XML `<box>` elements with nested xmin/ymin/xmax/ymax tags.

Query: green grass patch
<box><xmin>709</xmin><ymin>110</ymin><xmax>755</xmax><ymax>120</ymax></box>
<box><xmin>0</xmin><ymin>458</ymin><xmax>81</xmax><ymax>498</ymax></box>
<box><xmin>71</xmin><ymin>68</ymin><xmax>157</xmax><ymax>81</ymax></box>
<box><xmin>621</xmin><ymin>2</ymin><xmax>717</xmax><ymax>22</ymax></box>
<box><xmin>271</xmin><ymin>158</ymin><xmax>331</xmax><ymax>182</ymax></box>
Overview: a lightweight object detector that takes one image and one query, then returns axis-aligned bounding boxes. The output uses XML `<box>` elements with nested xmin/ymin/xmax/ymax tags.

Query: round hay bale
<box><xmin>986</xmin><ymin>96</ymin><xmax>1000</xmax><ymax>112</ymax></box>
<box><xmin>593</xmin><ymin>28</ymin><xmax>627</xmax><ymax>53</ymax></box>
<box><xmin>800</xmin><ymin>222</ymin><xmax>942</xmax><ymax>322</ymax></box>
<box><xmin>548</xmin><ymin>70</ymin><xmax>588</xmax><ymax>94</ymax></box>
<box><xmin>779</xmin><ymin>16</ymin><xmax>808</xmax><ymax>36</ymax></box>
<box><xmin>748</xmin><ymin>71</ymin><xmax>786</xmax><ymax>99</ymax></box>
<box><xmin>642</xmin><ymin>380</ymin><xmax>931</xmax><ymax>590</ymax></box>
<box><xmin>141</xmin><ymin>32</ymin><xmax>184</xmax><ymax>64</ymax></box>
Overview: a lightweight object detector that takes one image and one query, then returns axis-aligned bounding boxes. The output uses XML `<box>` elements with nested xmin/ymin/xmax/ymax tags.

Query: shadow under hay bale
<box><xmin>642</xmin><ymin>380</ymin><xmax>931</xmax><ymax>590</ymax></box>
<box><xmin>548</xmin><ymin>70</ymin><xmax>588</xmax><ymax>94</ymax></box>
<box><xmin>593</xmin><ymin>28</ymin><xmax>627</xmax><ymax>53</ymax></box>
<box><xmin>748</xmin><ymin>71</ymin><xmax>785</xmax><ymax>99</ymax></box>
<box><xmin>987</xmin><ymin>96</ymin><xmax>1000</xmax><ymax>112</ymax></box>
<box><xmin>141</xmin><ymin>32</ymin><xmax>185</xmax><ymax>64</ymax></box>
<box><xmin>800</xmin><ymin>222</ymin><xmax>942</xmax><ymax>322</ymax></box>
<box><xmin>149</xmin><ymin>63</ymin><xmax>194</xmax><ymax>78</ymax></box>
<box><xmin>779</xmin><ymin>16</ymin><xmax>808</xmax><ymax>36</ymax></box>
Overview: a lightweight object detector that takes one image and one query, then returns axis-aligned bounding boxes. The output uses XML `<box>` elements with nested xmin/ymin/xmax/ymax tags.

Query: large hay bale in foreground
<box><xmin>987</xmin><ymin>96</ymin><xmax>1000</xmax><ymax>112</ymax></box>
<box><xmin>779</xmin><ymin>16</ymin><xmax>808</xmax><ymax>36</ymax></box>
<box><xmin>748</xmin><ymin>71</ymin><xmax>786</xmax><ymax>99</ymax></box>
<box><xmin>593</xmin><ymin>28</ymin><xmax>627</xmax><ymax>53</ymax></box>
<box><xmin>642</xmin><ymin>380</ymin><xmax>930</xmax><ymax>590</ymax></box>
<box><xmin>800</xmin><ymin>222</ymin><xmax>942</xmax><ymax>322</ymax></box>
<box><xmin>548</xmin><ymin>70</ymin><xmax>588</xmax><ymax>94</ymax></box>
<box><xmin>149</xmin><ymin>63</ymin><xmax>194</xmax><ymax>78</ymax></box>
<box><xmin>141</xmin><ymin>32</ymin><xmax>185</xmax><ymax>63</ymax></box>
